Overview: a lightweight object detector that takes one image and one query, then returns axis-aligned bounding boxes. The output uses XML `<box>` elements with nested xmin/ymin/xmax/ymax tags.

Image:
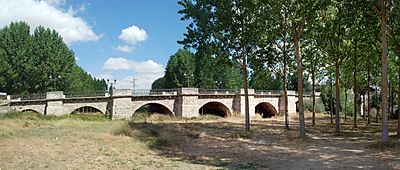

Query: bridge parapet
<box><xmin>46</xmin><ymin>91</ymin><xmax>65</xmax><ymax>99</ymax></box>
<box><xmin>64</xmin><ymin>91</ymin><xmax>107</xmax><ymax>98</ymax></box>
<box><xmin>199</xmin><ymin>89</ymin><xmax>239</xmax><ymax>95</ymax></box>
<box><xmin>10</xmin><ymin>93</ymin><xmax>46</xmax><ymax>101</ymax></box>
<box><xmin>255</xmin><ymin>90</ymin><xmax>282</xmax><ymax>95</ymax></box>
<box><xmin>240</xmin><ymin>88</ymin><xmax>255</xmax><ymax>95</ymax></box>
<box><xmin>133</xmin><ymin>89</ymin><xmax>177</xmax><ymax>96</ymax></box>
<box><xmin>112</xmin><ymin>89</ymin><xmax>132</xmax><ymax>96</ymax></box>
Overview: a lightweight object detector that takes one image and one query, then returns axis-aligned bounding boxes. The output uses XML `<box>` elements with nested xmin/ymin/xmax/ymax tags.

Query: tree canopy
<box><xmin>0</xmin><ymin>21</ymin><xmax>106</xmax><ymax>94</ymax></box>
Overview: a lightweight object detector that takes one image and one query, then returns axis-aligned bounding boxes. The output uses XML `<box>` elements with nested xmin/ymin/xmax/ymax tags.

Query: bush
<box><xmin>304</xmin><ymin>98</ymin><xmax>325</xmax><ymax>113</ymax></box>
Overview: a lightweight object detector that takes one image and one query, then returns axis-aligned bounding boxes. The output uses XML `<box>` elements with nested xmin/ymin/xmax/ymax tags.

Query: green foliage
<box><xmin>0</xmin><ymin>21</ymin><xmax>106</xmax><ymax>94</ymax></box>
<box><xmin>152</xmin><ymin>48</ymin><xmax>242</xmax><ymax>89</ymax></box>
<box><xmin>0</xmin><ymin>111</ymin><xmax>42</xmax><ymax>120</ymax></box>
<box><xmin>0</xmin><ymin>111</ymin><xmax>109</xmax><ymax>121</ymax></box>
<box><xmin>151</xmin><ymin>77</ymin><xmax>166</xmax><ymax>89</ymax></box>
<box><xmin>303</xmin><ymin>98</ymin><xmax>325</xmax><ymax>113</ymax></box>
<box><xmin>249</xmin><ymin>70</ymin><xmax>282</xmax><ymax>90</ymax></box>
<box><xmin>163</xmin><ymin>48</ymin><xmax>195</xmax><ymax>88</ymax></box>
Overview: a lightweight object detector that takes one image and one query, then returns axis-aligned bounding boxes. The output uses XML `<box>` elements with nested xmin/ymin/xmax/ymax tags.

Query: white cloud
<box><xmin>118</xmin><ymin>25</ymin><xmax>147</xmax><ymax>45</ymax></box>
<box><xmin>115</xmin><ymin>45</ymin><xmax>134</xmax><ymax>53</ymax></box>
<box><xmin>103</xmin><ymin>57</ymin><xmax>164</xmax><ymax>74</ymax></box>
<box><xmin>43</xmin><ymin>0</ymin><xmax>65</xmax><ymax>6</ymax></box>
<box><xmin>101</xmin><ymin>57</ymin><xmax>164</xmax><ymax>89</ymax></box>
<box><xmin>0</xmin><ymin>0</ymin><xmax>100</xmax><ymax>44</ymax></box>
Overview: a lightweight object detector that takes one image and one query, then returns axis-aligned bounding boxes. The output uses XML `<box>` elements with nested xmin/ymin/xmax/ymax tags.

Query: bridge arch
<box><xmin>21</xmin><ymin>109</ymin><xmax>42</xmax><ymax>114</ymax></box>
<box><xmin>133</xmin><ymin>103</ymin><xmax>173</xmax><ymax>116</ymax></box>
<box><xmin>255</xmin><ymin>102</ymin><xmax>277</xmax><ymax>118</ymax></box>
<box><xmin>199</xmin><ymin>101</ymin><xmax>231</xmax><ymax>117</ymax></box>
<box><xmin>70</xmin><ymin>106</ymin><xmax>104</xmax><ymax>115</ymax></box>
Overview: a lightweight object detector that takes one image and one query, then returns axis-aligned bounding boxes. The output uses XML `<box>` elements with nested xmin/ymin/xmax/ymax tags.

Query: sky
<box><xmin>0</xmin><ymin>0</ymin><xmax>189</xmax><ymax>89</ymax></box>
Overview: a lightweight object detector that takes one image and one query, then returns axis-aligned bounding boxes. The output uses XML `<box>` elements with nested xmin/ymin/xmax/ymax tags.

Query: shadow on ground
<box><xmin>127</xmin><ymin>117</ymin><xmax>400</xmax><ymax>169</ymax></box>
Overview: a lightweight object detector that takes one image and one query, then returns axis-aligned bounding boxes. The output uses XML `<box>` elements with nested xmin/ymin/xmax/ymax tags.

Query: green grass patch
<box><xmin>0</xmin><ymin>111</ymin><xmax>42</xmax><ymax>120</ymax></box>
<box><xmin>0</xmin><ymin>111</ymin><xmax>109</xmax><ymax>121</ymax></box>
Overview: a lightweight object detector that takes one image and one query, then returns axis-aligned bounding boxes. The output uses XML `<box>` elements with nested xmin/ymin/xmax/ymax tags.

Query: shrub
<box><xmin>304</xmin><ymin>98</ymin><xmax>325</xmax><ymax>113</ymax></box>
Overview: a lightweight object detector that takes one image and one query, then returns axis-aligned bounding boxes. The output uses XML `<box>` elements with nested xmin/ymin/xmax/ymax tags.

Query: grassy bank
<box><xmin>0</xmin><ymin>112</ymin><xmax>216</xmax><ymax>169</ymax></box>
<box><xmin>1</xmin><ymin>111</ymin><xmax>399</xmax><ymax>169</ymax></box>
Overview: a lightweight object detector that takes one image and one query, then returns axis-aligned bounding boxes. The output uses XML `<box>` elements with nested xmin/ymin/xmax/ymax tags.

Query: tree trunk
<box><xmin>345</xmin><ymin>83</ymin><xmax>348</xmax><ymax>121</ymax></box>
<box><xmin>330</xmin><ymin>78</ymin><xmax>334</xmax><ymax>124</ymax></box>
<box><xmin>376</xmin><ymin>76</ymin><xmax>379</xmax><ymax>123</ymax></box>
<box><xmin>284</xmin><ymin>46</ymin><xmax>289</xmax><ymax>129</ymax></box>
<box><xmin>380</xmin><ymin>0</ymin><xmax>389</xmax><ymax>142</ymax></box>
<box><xmin>397</xmin><ymin>44</ymin><xmax>400</xmax><ymax>138</ymax></box>
<box><xmin>335</xmin><ymin>62</ymin><xmax>340</xmax><ymax>134</ymax></box>
<box><xmin>391</xmin><ymin>83</ymin><xmax>394</xmax><ymax>117</ymax></box>
<box><xmin>312</xmin><ymin>58</ymin><xmax>316</xmax><ymax>126</ymax></box>
<box><xmin>242</xmin><ymin>53</ymin><xmax>250</xmax><ymax>132</ymax></box>
<box><xmin>368</xmin><ymin>66</ymin><xmax>371</xmax><ymax>124</ymax></box>
<box><xmin>397</xmin><ymin>46</ymin><xmax>400</xmax><ymax>138</ymax></box>
<box><xmin>389</xmin><ymin>83</ymin><xmax>391</xmax><ymax>117</ymax></box>
<box><xmin>353</xmin><ymin>45</ymin><xmax>358</xmax><ymax>128</ymax></box>
<box><xmin>294</xmin><ymin>30</ymin><xmax>305</xmax><ymax>138</ymax></box>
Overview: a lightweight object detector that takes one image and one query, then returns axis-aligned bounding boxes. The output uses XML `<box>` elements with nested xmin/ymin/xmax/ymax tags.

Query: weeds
<box><xmin>0</xmin><ymin>111</ymin><xmax>110</xmax><ymax>121</ymax></box>
<box><xmin>191</xmin><ymin>115</ymin><xmax>222</xmax><ymax>121</ymax></box>
<box><xmin>148</xmin><ymin>138</ymin><xmax>170</xmax><ymax>149</ymax></box>
<box><xmin>114</xmin><ymin>124</ymin><xmax>134</xmax><ymax>137</ymax></box>
<box><xmin>0</xmin><ymin>111</ymin><xmax>42</xmax><ymax>120</ymax></box>
<box><xmin>233</xmin><ymin>130</ymin><xmax>253</xmax><ymax>139</ymax></box>
<box><xmin>370</xmin><ymin>139</ymin><xmax>400</xmax><ymax>149</ymax></box>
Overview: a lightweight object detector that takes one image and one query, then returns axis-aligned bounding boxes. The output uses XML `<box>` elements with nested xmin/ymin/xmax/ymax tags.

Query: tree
<box><xmin>33</xmin><ymin>26</ymin><xmax>76</xmax><ymax>92</ymax></box>
<box><xmin>0</xmin><ymin>22</ymin><xmax>33</xmax><ymax>94</ymax></box>
<box><xmin>0</xmin><ymin>22</ymin><xmax>106</xmax><ymax>94</ymax></box>
<box><xmin>387</xmin><ymin>0</ymin><xmax>400</xmax><ymax>138</ymax></box>
<box><xmin>178</xmin><ymin>0</ymin><xmax>270</xmax><ymax>131</ymax></box>
<box><xmin>163</xmin><ymin>49</ymin><xmax>195</xmax><ymax>88</ymax></box>
<box><xmin>194</xmin><ymin>47</ymin><xmax>216</xmax><ymax>89</ymax></box>
<box><xmin>288</xmin><ymin>0</ymin><xmax>328</xmax><ymax>138</ymax></box>
<box><xmin>374</xmin><ymin>0</ymin><xmax>390</xmax><ymax>142</ymax></box>
<box><xmin>268</xmin><ymin>0</ymin><xmax>293</xmax><ymax>129</ymax></box>
<box><xmin>152</xmin><ymin>77</ymin><xmax>166</xmax><ymax>89</ymax></box>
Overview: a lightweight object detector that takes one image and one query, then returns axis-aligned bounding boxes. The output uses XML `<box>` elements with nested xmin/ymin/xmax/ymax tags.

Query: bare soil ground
<box><xmin>0</xmin><ymin>113</ymin><xmax>399</xmax><ymax>169</ymax></box>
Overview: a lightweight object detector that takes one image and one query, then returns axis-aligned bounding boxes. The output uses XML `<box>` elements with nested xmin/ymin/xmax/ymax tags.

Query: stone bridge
<box><xmin>0</xmin><ymin>88</ymin><xmax>320</xmax><ymax>119</ymax></box>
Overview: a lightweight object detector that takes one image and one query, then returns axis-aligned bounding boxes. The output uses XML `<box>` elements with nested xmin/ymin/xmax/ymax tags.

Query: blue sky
<box><xmin>0</xmin><ymin>0</ymin><xmax>189</xmax><ymax>89</ymax></box>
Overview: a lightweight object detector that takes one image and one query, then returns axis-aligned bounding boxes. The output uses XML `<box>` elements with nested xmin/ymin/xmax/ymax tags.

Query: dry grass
<box><xmin>1</xmin><ymin>111</ymin><xmax>400</xmax><ymax>169</ymax></box>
